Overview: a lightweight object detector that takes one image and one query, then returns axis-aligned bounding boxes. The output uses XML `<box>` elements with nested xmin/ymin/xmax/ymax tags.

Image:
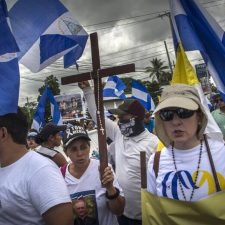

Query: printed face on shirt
<box><xmin>66</xmin><ymin>139</ymin><xmax>90</xmax><ymax>166</ymax></box>
<box><xmin>70</xmin><ymin>190</ymin><xmax>99</xmax><ymax>225</ymax></box>
<box><xmin>73</xmin><ymin>199</ymin><xmax>88</xmax><ymax>218</ymax></box>
<box><xmin>162</xmin><ymin>109</ymin><xmax>201</xmax><ymax>149</ymax></box>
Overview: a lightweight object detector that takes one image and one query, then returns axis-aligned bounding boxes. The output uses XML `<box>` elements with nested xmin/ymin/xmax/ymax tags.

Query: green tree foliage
<box><xmin>120</xmin><ymin>77</ymin><xmax>133</xmax><ymax>94</ymax></box>
<box><xmin>21</xmin><ymin>100</ymin><xmax>37</xmax><ymax>128</ymax></box>
<box><xmin>37</xmin><ymin>75</ymin><xmax>61</xmax><ymax>123</ymax></box>
<box><xmin>145</xmin><ymin>58</ymin><xmax>172</xmax><ymax>85</ymax></box>
<box><xmin>142</xmin><ymin>80</ymin><xmax>161</xmax><ymax>106</ymax></box>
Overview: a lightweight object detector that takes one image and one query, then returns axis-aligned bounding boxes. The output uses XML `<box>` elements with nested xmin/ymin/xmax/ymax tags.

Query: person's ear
<box><xmin>0</xmin><ymin>127</ymin><xmax>8</xmax><ymax>141</ymax></box>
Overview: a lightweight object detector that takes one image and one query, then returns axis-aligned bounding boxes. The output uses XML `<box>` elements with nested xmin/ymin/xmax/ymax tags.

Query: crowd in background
<box><xmin>0</xmin><ymin>82</ymin><xmax>225</xmax><ymax>225</ymax></box>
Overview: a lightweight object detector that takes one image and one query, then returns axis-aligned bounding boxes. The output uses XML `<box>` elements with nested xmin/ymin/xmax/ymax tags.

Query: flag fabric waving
<box><xmin>170</xmin><ymin>0</ymin><xmax>225</xmax><ymax>101</ymax></box>
<box><xmin>8</xmin><ymin>0</ymin><xmax>88</xmax><ymax>73</ymax></box>
<box><xmin>131</xmin><ymin>80</ymin><xmax>155</xmax><ymax>111</ymax></box>
<box><xmin>103</xmin><ymin>75</ymin><xmax>127</xmax><ymax>99</ymax></box>
<box><xmin>0</xmin><ymin>0</ymin><xmax>20</xmax><ymax>115</ymax></box>
<box><xmin>32</xmin><ymin>86</ymin><xmax>62</xmax><ymax>131</ymax></box>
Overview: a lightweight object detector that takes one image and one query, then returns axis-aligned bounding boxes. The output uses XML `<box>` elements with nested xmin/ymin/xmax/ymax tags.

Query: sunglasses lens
<box><xmin>159</xmin><ymin>110</ymin><xmax>174</xmax><ymax>121</ymax></box>
<box><xmin>177</xmin><ymin>108</ymin><xmax>195</xmax><ymax>119</ymax></box>
<box><xmin>159</xmin><ymin>108</ymin><xmax>195</xmax><ymax>121</ymax></box>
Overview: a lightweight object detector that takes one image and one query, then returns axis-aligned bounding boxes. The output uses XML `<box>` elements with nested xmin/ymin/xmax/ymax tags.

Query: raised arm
<box><xmin>78</xmin><ymin>81</ymin><xmax>120</xmax><ymax>142</ymax></box>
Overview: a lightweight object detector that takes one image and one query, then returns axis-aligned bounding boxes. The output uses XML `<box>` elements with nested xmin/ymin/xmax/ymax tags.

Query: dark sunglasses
<box><xmin>159</xmin><ymin>108</ymin><xmax>196</xmax><ymax>121</ymax></box>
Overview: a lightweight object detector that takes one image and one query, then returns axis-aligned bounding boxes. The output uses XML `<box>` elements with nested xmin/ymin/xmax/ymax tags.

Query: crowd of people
<box><xmin>0</xmin><ymin>82</ymin><xmax>225</xmax><ymax>225</ymax></box>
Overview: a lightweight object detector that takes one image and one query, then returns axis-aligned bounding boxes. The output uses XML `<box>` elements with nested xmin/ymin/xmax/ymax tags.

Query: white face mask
<box><xmin>118</xmin><ymin>117</ymin><xmax>145</xmax><ymax>137</ymax></box>
<box><xmin>118</xmin><ymin>118</ymin><xmax>136</xmax><ymax>137</ymax></box>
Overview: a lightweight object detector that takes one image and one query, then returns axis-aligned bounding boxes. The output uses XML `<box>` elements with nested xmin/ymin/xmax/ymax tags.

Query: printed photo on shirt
<box><xmin>70</xmin><ymin>190</ymin><xmax>99</xmax><ymax>225</ymax></box>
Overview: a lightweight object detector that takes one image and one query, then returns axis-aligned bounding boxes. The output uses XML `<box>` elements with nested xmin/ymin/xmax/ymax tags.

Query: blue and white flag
<box><xmin>0</xmin><ymin>0</ymin><xmax>20</xmax><ymax>115</ymax></box>
<box><xmin>48</xmin><ymin>88</ymin><xmax>63</xmax><ymax>126</ymax></box>
<box><xmin>131</xmin><ymin>80</ymin><xmax>155</xmax><ymax>111</ymax></box>
<box><xmin>32</xmin><ymin>86</ymin><xmax>62</xmax><ymax>131</ymax></box>
<box><xmin>205</xmin><ymin>95</ymin><xmax>212</xmax><ymax>110</ymax></box>
<box><xmin>170</xmin><ymin>0</ymin><xmax>225</xmax><ymax>101</ymax></box>
<box><xmin>8</xmin><ymin>0</ymin><xmax>88</xmax><ymax>73</ymax></box>
<box><xmin>103</xmin><ymin>75</ymin><xmax>127</xmax><ymax>99</ymax></box>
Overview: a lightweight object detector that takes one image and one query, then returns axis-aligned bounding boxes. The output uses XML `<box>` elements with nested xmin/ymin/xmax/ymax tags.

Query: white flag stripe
<box><xmin>0</xmin><ymin>53</ymin><xmax>17</xmax><ymax>62</ymax></box>
<box><xmin>104</xmin><ymin>80</ymin><xmax>117</xmax><ymax>89</ymax></box>
<box><xmin>20</xmin><ymin>11</ymin><xmax>83</xmax><ymax>72</ymax></box>
<box><xmin>151</xmin><ymin>98</ymin><xmax>155</xmax><ymax>110</ymax></box>
<box><xmin>115</xmin><ymin>90</ymin><xmax>124</xmax><ymax>97</ymax></box>
<box><xmin>132</xmin><ymin>88</ymin><xmax>148</xmax><ymax>101</ymax></box>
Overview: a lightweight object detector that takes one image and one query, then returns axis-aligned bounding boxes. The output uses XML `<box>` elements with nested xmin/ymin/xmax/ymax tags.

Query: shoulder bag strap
<box><xmin>203</xmin><ymin>134</ymin><xmax>221</xmax><ymax>192</ymax></box>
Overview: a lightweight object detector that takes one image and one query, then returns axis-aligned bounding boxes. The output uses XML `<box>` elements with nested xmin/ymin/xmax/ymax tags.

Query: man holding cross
<box><xmin>78</xmin><ymin>81</ymin><xmax>158</xmax><ymax>225</ymax></box>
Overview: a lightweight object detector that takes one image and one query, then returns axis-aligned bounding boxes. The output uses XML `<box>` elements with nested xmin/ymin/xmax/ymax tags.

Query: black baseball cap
<box><xmin>36</xmin><ymin>122</ymin><xmax>66</xmax><ymax>144</ymax></box>
<box><xmin>63</xmin><ymin>125</ymin><xmax>91</xmax><ymax>148</ymax></box>
<box><xmin>108</xmin><ymin>99</ymin><xmax>145</xmax><ymax>119</ymax></box>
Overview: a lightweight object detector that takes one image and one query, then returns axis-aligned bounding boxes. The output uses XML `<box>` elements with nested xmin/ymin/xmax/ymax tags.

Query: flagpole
<box><xmin>26</xmin><ymin>97</ymin><xmax>31</xmax><ymax>122</ymax></box>
<box><xmin>159</xmin><ymin>11</ymin><xmax>175</xmax><ymax>71</ymax></box>
<box><xmin>164</xmin><ymin>40</ymin><xmax>173</xmax><ymax>74</ymax></box>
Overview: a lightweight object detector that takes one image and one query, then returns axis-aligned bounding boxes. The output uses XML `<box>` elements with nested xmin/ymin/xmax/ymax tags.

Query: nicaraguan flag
<box><xmin>170</xmin><ymin>0</ymin><xmax>225</xmax><ymax>101</ymax></box>
<box><xmin>8</xmin><ymin>0</ymin><xmax>88</xmax><ymax>73</ymax></box>
<box><xmin>32</xmin><ymin>86</ymin><xmax>62</xmax><ymax>131</ymax></box>
<box><xmin>131</xmin><ymin>80</ymin><xmax>155</xmax><ymax>111</ymax></box>
<box><xmin>103</xmin><ymin>75</ymin><xmax>127</xmax><ymax>99</ymax></box>
<box><xmin>0</xmin><ymin>0</ymin><xmax>20</xmax><ymax>115</ymax></box>
<box><xmin>48</xmin><ymin>88</ymin><xmax>63</xmax><ymax>126</ymax></box>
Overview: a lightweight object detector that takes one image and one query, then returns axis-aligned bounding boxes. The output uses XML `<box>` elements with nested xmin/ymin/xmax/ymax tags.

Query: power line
<box><xmin>84</xmin><ymin>10</ymin><xmax>169</xmax><ymax>27</ymax></box>
<box><xmin>87</xmin><ymin>14</ymin><xmax>162</xmax><ymax>33</ymax></box>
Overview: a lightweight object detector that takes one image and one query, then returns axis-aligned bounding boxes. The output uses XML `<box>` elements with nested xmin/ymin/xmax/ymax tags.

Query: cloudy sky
<box><xmin>17</xmin><ymin>0</ymin><xmax>225</xmax><ymax>105</ymax></box>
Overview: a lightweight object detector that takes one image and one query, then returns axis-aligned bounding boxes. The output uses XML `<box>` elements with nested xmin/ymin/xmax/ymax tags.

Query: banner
<box><xmin>142</xmin><ymin>189</ymin><xmax>225</xmax><ymax>225</ymax></box>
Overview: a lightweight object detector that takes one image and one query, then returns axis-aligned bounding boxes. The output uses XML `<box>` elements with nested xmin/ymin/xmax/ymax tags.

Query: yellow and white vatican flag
<box><xmin>171</xmin><ymin>43</ymin><xmax>223</xmax><ymax>141</ymax></box>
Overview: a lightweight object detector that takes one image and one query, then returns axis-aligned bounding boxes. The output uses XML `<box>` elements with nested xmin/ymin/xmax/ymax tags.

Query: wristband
<box><xmin>105</xmin><ymin>187</ymin><xmax>120</xmax><ymax>200</ymax></box>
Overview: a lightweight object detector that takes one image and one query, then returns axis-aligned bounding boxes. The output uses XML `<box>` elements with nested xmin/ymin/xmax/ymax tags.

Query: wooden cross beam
<box><xmin>61</xmin><ymin>32</ymin><xmax>135</xmax><ymax>176</ymax></box>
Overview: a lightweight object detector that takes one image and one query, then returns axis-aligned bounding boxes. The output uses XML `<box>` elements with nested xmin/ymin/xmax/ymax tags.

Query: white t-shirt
<box><xmin>0</xmin><ymin>151</ymin><xmax>71</xmax><ymax>225</ymax></box>
<box><xmin>147</xmin><ymin>139</ymin><xmax>225</xmax><ymax>201</ymax></box>
<box><xmin>83</xmin><ymin>87</ymin><xmax>158</xmax><ymax>220</ymax></box>
<box><xmin>64</xmin><ymin>159</ymin><xmax>124</xmax><ymax>225</ymax></box>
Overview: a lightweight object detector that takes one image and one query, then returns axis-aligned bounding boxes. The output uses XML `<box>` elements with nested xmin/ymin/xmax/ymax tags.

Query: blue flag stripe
<box><xmin>9</xmin><ymin>0</ymin><xmax>67</xmax><ymax>59</ymax></box>
<box><xmin>131</xmin><ymin>80</ymin><xmax>154</xmax><ymax>111</ymax></box>
<box><xmin>171</xmin><ymin>0</ymin><xmax>225</xmax><ymax>101</ymax></box>
<box><xmin>103</xmin><ymin>75</ymin><xmax>127</xmax><ymax>99</ymax></box>
<box><xmin>32</xmin><ymin>86</ymin><xmax>62</xmax><ymax>131</ymax></box>
<box><xmin>0</xmin><ymin>58</ymin><xmax>20</xmax><ymax>115</ymax></box>
<box><xmin>40</xmin><ymin>34</ymin><xmax>79</xmax><ymax>63</ymax></box>
<box><xmin>0</xmin><ymin>0</ymin><xmax>20</xmax><ymax>115</ymax></box>
<box><xmin>0</xmin><ymin>2</ymin><xmax>19</xmax><ymax>55</ymax></box>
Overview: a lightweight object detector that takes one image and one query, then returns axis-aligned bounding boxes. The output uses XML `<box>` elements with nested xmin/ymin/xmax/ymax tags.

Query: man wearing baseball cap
<box><xmin>78</xmin><ymin>81</ymin><xmax>158</xmax><ymax>225</ymax></box>
<box><xmin>36</xmin><ymin>122</ymin><xmax>68</xmax><ymax>167</ymax></box>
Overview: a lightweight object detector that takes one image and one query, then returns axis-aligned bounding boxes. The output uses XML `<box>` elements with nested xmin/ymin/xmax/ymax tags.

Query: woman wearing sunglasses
<box><xmin>147</xmin><ymin>84</ymin><xmax>225</xmax><ymax>202</ymax></box>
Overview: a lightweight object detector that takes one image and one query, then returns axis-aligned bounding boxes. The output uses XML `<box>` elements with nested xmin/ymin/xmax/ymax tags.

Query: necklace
<box><xmin>171</xmin><ymin>140</ymin><xmax>203</xmax><ymax>201</ymax></box>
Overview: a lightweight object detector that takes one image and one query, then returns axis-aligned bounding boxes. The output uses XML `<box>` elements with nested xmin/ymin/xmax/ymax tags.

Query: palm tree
<box><xmin>145</xmin><ymin>58</ymin><xmax>169</xmax><ymax>83</ymax></box>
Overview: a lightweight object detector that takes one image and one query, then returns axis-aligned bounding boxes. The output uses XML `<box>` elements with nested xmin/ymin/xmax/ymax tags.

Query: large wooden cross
<box><xmin>61</xmin><ymin>32</ymin><xmax>135</xmax><ymax>175</ymax></box>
